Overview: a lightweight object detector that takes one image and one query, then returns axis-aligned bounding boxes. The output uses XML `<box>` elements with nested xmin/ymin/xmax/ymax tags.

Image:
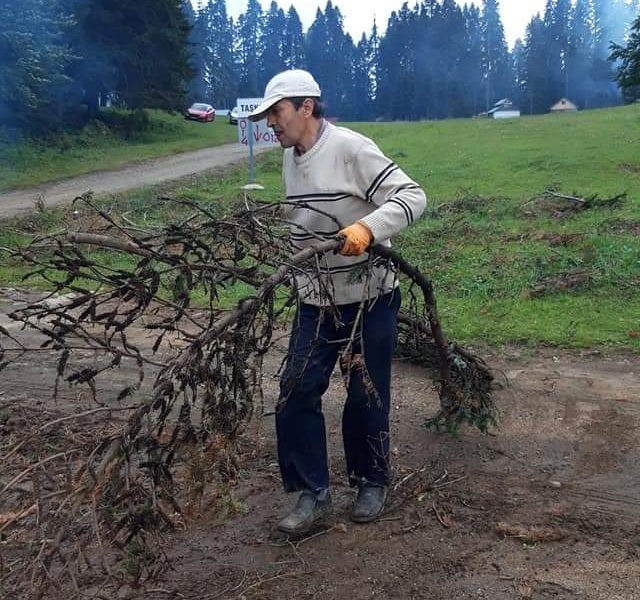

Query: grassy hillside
<box><xmin>351</xmin><ymin>106</ymin><xmax>640</xmax><ymax>201</ymax></box>
<box><xmin>1</xmin><ymin>105</ymin><xmax>638</xmax><ymax>349</ymax></box>
<box><xmin>0</xmin><ymin>109</ymin><xmax>237</xmax><ymax>191</ymax></box>
<box><xmin>350</xmin><ymin>106</ymin><xmax>640</xmax><ymax>348</ymax></box>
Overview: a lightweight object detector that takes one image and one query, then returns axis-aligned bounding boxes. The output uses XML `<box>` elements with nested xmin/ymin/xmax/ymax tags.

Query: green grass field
<box><xmin>0</xmin><ymin>109</ymin><xmax>237</xmax><ymax>191</ymax></box>
<box><xmin>1</xmin><ymin>105</ymin><xmax>638</xmax><ymax>349</ymax></box>
<box><xmin>351</xmin><ymin>107</ymin><xmax>640</xmax><ymax>349</ymax></box>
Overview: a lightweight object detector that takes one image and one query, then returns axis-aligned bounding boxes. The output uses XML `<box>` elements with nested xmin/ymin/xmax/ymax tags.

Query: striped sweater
<box><xmin>282</xmin><ymin>121</ymin><xmax>427</xmax><ymax>306</ymax></box>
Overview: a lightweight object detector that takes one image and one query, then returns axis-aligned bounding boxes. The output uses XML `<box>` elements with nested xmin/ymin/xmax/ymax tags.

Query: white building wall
<box><xmin>492</xmin><ymin>110</ymin><xmax>521</xmax><ymax>119</ymax></box>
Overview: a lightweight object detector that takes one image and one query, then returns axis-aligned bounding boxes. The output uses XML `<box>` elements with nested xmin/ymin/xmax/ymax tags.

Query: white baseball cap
<box><xmin>248</xmin><ymin>70</ymin><xmax>321</xmax><ymax>122</ymax></box>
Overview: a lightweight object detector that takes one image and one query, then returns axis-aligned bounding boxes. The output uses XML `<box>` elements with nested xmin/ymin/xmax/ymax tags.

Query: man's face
<box><xmin>266</xmin><ymin>99</ymin><xmax>312</xmax><ymax>148</ymax></box>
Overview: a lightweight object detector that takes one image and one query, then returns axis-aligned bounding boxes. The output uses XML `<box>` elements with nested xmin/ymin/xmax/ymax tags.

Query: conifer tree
<box><xmin>439</xmin><ymin>0</ymin><xmax>469</xmax><ymax>118</ymax></box>
<box><xmin>351</xmin><ymin>34</ymin><xmax>373</xmax><ymax>120</ymax></box>
<box><xmin>208</xmin><ymin>0</ymin><xmax>236</xmax><ymax>108</ymax></box>
<box><xmin>236</xmin><ymin>0</ymin><xmax>263</xmax><ymax>96</ymax></box>
<box><xmin>180</xmin><ymin>0</ymin><xmax>204</xmax><ymax>103</ymax></box>
<box><xmin>522</xmin><ymin>15</ymin><xmax>549</xmax><ymax>114</ymax></box>
<box><xmin>367</xmin><ymin>18</ymin><xmax>380</xmax><ymax>107</ymax></box>
<box><xmin>376</xmin><ymin>4</ymin><xmax>417</xmax><ymax>120</ymax></box>
<box><xmin>569</xmin><ymin>0</ymin><xmax>594</xmax><ymax>107</ymax></box>
<box><xmin>548</xmin><ymin>0</ymin><xmax>572</xmax><ymax>99</ymax></box>
<box><xmin>462</xmin><ymin>3</ymin><xmax>485</xmax><ymax>115</ymax></box>
<box><xmin>0</xmin><ymin>0</ymin><xmax>75</xmax><ymax>132</ymax></box>
<box><xmin>480</xmin><ymin>0</ymin><xmax>511</xmax><ymax>109</ymax></box>
<box><xmin>72</xmin><ymin>0</ymin><xmax>193</xmax><ymax>112</ymax></box>
<box><xmin>258</xmin><ymin>1</ymin><xmax>287</xmax><ymax>89</ymax></box>
<box><xmin>306</xmin><ymin>2</ymin><xmax>355</xmax><ymax>117</ymax></box>
<box><xmin>512</xmin><ymin>37</ymin><xmax>527</xmax><ymax>109</ymax></box>
<box><xmin>610</xmin><ymin>12</ymin><xmax>640</xmax><ymax>102</ymax></box>
<box><xmin>189</xmin><ymin>2</ymin><xmax>212</xmax><ymax>102</ymax></box>
<box><xmin>282</xmin><ymin>6</ymin><xmax>306</xmax><ymax>69</ymax></box>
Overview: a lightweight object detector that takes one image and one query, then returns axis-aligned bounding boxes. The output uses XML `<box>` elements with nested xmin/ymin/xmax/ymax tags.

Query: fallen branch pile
<box><xmin>0</xmin><ymin>195</ymin><xmax>495</xmax><ymax>597</ymax></box>
<box><xmin>521</xmin><ymin>189</ymin><xmax>627</xmax><ymax>217</ymax></box>
<box><xmin>524</xmin><ymin>269</ymin><xmax>596</xmax><ymax>298</ymax></box>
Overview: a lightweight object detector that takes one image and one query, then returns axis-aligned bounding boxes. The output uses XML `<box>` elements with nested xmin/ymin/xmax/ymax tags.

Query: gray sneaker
<box><xmin>350</xmin><ymin>483</ymin><xmax>388</xmax><ymax>523</ymax></box>
<box><xmin>277</xmin><ymin>490</ymin><xmax>332</xmax><ymax>535</ymax></box>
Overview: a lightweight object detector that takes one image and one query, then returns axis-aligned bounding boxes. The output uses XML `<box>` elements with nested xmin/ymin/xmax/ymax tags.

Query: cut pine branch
<box><xmin>57</xmin><ymin>233</ymin><xmax>495</xmax><ymax>434</ymax></box>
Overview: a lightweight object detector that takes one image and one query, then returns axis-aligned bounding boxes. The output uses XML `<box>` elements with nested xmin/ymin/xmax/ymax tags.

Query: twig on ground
<box><xmin>543</xmin><ymin>189</ymin><xmax>586</xmax><ymax>204</ymax></box>
<box><xmin>400</xmin><ymin>509</ymin><xmax>424</xmax><ymax>534</ymax></box>
<box><xmin>432</xmin><ymin>500</ymin><xmax>451</xmax><ymax>528</ymax></box>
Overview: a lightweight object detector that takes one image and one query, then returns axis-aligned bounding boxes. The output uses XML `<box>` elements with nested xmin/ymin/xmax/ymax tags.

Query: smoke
<box><xmin>596</xmin><ymin>0</ymin><xmax>637</xmax><ymax>53</ymax></box>
<box><xmin>588</xmin><ymin>0</ymin><xmax>639</xmax><ymax>106</ymax></box>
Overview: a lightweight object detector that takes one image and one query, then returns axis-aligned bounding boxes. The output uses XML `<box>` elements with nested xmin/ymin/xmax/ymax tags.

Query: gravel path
<box><xmin>0</xmin><ymin>142</ymin><xmax>271</xmax><ymax>218</ymax></box>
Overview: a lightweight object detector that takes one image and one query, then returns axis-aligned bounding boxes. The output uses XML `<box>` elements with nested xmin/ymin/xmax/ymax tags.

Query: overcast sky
<box><xmin>213</xmin><ymin>1</ymin><xmax>548</xmax><ymax>48</ymax></box>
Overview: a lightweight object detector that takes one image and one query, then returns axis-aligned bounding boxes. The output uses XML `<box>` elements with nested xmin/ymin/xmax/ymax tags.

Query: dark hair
<box><xmin>289</xmin><ymin>96</ymin><xmax>325</xmax><ymax>118</ymax></box>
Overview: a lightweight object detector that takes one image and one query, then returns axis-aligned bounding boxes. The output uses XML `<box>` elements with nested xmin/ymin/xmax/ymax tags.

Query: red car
<box><xmin>184</xmin><ymin>103</ymin><xmax>215</xmax><ymax>122</ymax></box>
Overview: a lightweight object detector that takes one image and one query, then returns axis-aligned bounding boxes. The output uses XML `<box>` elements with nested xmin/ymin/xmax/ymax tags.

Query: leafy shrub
<box><xmin>96</xmin><ymin>108</ymin><xmax>151</xmax><ymax>139</ymax></box>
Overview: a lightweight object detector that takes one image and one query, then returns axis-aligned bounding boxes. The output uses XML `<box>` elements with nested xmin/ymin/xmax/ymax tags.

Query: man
<box><xmin>248</xmin><ymin>69</ymin><xmax>426</xmax><ymax>535</ymax></box>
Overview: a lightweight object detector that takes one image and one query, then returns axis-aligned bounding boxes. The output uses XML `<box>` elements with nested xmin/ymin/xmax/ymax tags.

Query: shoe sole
<box><xmin>278</xmin><ymin>522</ymin><xmax>318</xmax><ymax>535</ymax></box>
<box><xmin>277</xmin><ymin>508</ymin><xmax>332</xmax><ymax>535</ymax></box>
<box><xmin>350</xmin><ymin>509</ymin><xmax>384</xmax><ymax>523</ymax></box>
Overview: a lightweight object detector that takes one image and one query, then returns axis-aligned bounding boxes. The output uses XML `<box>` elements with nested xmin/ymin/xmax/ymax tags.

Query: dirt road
<box><xmin>150</xmin><ymin>346</ymin><xmax>640</xmax><ymax>600</ymax></box>
<box><xmin>1</xmin><ymin>288</ymin><xmax>639</xmax><ymax>599</ymax></box>
<box><xmin>0</xmin><ymin>143</ymin><xmax>271</xmax><ymax>219</ymax></box>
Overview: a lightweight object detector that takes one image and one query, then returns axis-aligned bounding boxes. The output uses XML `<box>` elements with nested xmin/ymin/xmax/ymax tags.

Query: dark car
<box><xmin>184</xmin><ymin>103</ymin><xmax>215</xmax><ymax>122</ymax></box>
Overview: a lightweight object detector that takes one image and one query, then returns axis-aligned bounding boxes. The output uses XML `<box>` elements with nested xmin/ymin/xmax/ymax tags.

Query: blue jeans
<box><xmin>276</xmin><ymin>289</ymin><xmax>401</xmax><ymax>493</ymax></box>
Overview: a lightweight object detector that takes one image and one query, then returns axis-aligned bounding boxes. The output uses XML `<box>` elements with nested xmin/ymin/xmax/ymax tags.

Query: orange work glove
<box><xmin>338</xmin><ymin>221</ymin><xmax>373</xmax><ymax>256</ymax></box>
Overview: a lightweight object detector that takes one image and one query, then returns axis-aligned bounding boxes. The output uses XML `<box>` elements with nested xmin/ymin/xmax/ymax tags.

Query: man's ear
<box><xmin>302</xmin><ymin>98</ymin><xmax>314</xmax><ymax>117</ymax></box>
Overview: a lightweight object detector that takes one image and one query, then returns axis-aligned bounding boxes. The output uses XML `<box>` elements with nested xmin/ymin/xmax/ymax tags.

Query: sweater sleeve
<box><xmin>352</xmin><ymin>139</ymin><xmax>427</xmax><ymax>243</ymax></box>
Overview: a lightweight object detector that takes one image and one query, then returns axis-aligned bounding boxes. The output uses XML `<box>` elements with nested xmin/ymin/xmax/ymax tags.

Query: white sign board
<box><xmin>236</xmin><ymin>97</ymin><xmax>280</xmax><ymax>148</ymax></box>
<box><xmin>236</xmin><ymin>98</ymin><xmax>263</xmax><ymax>118</ymax></box>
